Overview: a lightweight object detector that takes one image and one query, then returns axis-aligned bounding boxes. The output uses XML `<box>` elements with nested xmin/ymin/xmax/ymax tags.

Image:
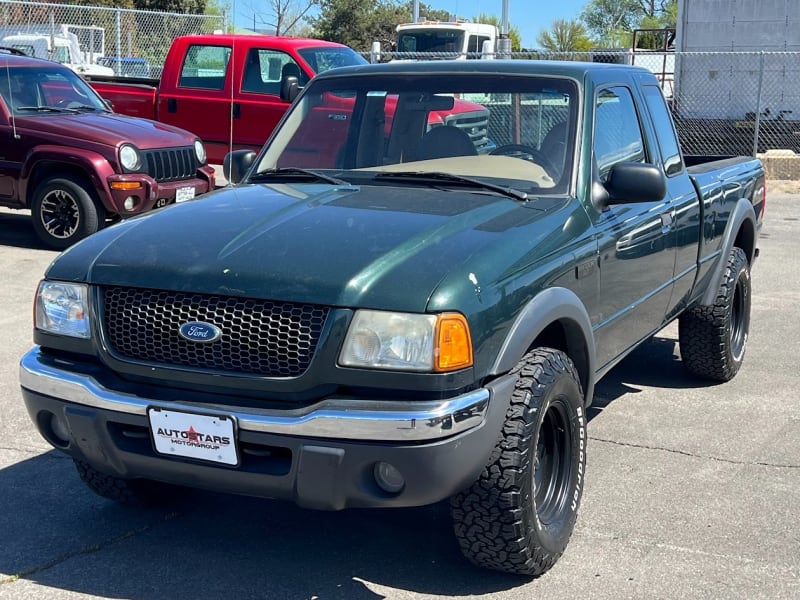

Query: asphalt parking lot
<box><xmin>0</xmin><ymin>184</ymin><xmax>798</xmax><ymax>600</ymax></box>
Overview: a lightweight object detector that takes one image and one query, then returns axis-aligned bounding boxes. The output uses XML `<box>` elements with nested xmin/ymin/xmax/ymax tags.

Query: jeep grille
<box><xmin>141</xmin><ymin>147</ymin><xmax>198</xmax><ymax>182</ymax></box>
<box><xmin>102</xmin><ymin>287</ymin><xmax>329</xmax><ymax>377</ymax></box>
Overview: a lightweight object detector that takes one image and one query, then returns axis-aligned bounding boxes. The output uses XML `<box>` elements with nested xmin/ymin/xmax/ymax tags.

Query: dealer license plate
<box><xmin>148</xmin><ymin>407</ymin><xmax>238</xmax><ymax>466</ymax></box>
<box><xmin>175</xmin><ymin>186</ymin><xmax>195</xmax><ymax>202</ymax></box>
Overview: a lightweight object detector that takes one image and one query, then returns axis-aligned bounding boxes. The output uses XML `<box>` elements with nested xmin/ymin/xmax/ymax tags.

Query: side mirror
<box><xmin>280</xmin><ymin>75</ymin><xmax>299</xmax><ymax>103</ymax></box>
<box><xmin>599</xmin><ymin>162</ymin><xmax>667</xmax><ymax>207</ymax></box>
<box><xmin>223</xmin><ymin>149</ymin><xmax>257</xmax><ymax>185</ymax></box>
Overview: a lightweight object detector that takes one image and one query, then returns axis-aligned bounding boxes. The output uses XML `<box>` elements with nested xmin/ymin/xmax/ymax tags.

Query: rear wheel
<box><xmin>31</xmin><ymin>175</ymin><xmax>104</xmax><ymax>250</ymax></box>
<box><xmin>450</xmin><ymin>348</ymin><xmax>586</xmax><ymax>576</ymax></box>
<box><xmin>74</xmin><ymin>459</ymin><xmax>188</xmax><ymax>506</ymax></box>
<box><xmin>679</xmin><ymin>246</ymin><xmax>751</xmax><ymax>381</ymax></box>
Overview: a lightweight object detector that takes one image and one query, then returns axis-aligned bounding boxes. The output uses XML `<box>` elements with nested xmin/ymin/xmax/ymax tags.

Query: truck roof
<box><xmin>174</xmin><ymin>33</ymin><xmax>354</xmax><ymax>50</ymax></box>
<box><xmin>311</xmin><ymin>59</ymin><xmax>657</xmax><ymax>81</ymax></box>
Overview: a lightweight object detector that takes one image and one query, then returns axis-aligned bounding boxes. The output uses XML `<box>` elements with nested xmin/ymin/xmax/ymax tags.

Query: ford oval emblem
<box><xmin>178</xmin><ymin>321</ymin><xmax>222</xmax><ymax>343</ymax></box>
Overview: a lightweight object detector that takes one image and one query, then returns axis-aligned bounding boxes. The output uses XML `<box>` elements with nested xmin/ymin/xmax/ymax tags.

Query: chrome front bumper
<box><xmin>19</xmin><ymin>348</ymin><xmax>489</xmax><ymax>443</ymax></box>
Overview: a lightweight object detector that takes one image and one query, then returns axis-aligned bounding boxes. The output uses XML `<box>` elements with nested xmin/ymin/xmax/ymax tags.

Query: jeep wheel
<box><xmin>31</xmin><ymin>176</ymin><xmax>104</xmax><ymax>250</ymax></box>
<box><xmin>450</xmin><ymin>348</ymin><xmax>586</xmax><ymax>576</ymax></box>
<box><xmin>74</xmin><ymin>459</ymin><xmax>188</xmax><ymax>506</ymax></box>
<box><xmin>679</xmin><ymin>246</ymin><xmax>751</xmax><ymax>381</ymax></box>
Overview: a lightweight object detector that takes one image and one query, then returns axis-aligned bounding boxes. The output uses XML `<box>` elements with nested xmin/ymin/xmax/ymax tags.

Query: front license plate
<box><xmin>148</xmin><ymin>408</ymin><xmax>238</xmax><ymax>466</ymax></box>
<box><xmin>175</xmin><ymin>186</ymin><xmax>195</xmax><ymax>202</ymax></box>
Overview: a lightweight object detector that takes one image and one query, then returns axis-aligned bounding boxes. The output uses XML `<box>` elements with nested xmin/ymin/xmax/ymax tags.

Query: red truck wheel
<box><xmin>450</xmin><ymin>348</ymin><xmax>586</xmax><ymax>577</ymax></box>
<box><xmin>31</xmin><ymin>175</ymin><xmax>104</xmax><ymax>250</ymax></box>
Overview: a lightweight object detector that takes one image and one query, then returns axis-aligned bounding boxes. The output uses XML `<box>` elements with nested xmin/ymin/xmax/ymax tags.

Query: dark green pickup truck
<box><xmin>20</xmin><ymin>61</ymin><xmax>765</xmax><ymax>577</ymax></box>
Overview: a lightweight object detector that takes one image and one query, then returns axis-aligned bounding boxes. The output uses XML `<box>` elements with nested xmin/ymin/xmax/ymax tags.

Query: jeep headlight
<box><xmin>339</xmin><ymin>310</ymin><xmax>472</xmax><ymax>372</ymax></box>
<box><xmin>194</xmin><ymin>139</ymin><xmax>207</xmax><ymax>164</ymax></box>
<box><xmin>35</xmin><ymin>281</ymin><xmax>91</xmax><ymax>339</ymax></box>
<box><xmin>119</xmin><ymin>144</ymin><xmax>141</xmax><ymax>171</ymax></box>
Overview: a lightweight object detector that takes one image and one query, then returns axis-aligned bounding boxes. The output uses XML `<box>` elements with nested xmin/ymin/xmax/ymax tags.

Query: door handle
<box><xmin>233</xmin><ymin>103</ymin><xmax>241</xmax><ymax>119</ymax></box>
<box><xmin>167</xmin><ymin>97</ymin><xmax>177</xmax><ymax>113</ymax></box>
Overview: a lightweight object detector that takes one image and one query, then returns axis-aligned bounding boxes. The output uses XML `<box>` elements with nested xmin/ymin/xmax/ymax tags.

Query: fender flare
<box><xmin>490</xmin><ymin>287</ymin><xmax>596</xmax><ymax>406</ymax></box>
<box><xmin>21</xmin><ymin>146</ymin><xmax>115</xmax><ymax>211</ymax></box>
<box><xmin>700</xmin><ymin>197</ymin><xmax>757</xmax><ymax>307</ymax></box>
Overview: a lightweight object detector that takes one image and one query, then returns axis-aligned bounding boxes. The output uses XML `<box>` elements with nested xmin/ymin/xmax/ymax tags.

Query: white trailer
<box><xmin>674</xmin><ymin>0</ymin><xmax>800</xmax><ymax>120</ymax></box>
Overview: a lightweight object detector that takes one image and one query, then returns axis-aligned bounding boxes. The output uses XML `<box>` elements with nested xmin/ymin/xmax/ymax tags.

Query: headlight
<box><xmin>339</xmin><ymin>310</ymin><xmax>472</xmax><ymax>372</ymax></box>
<box><xmin>119</xmin><ymin>144</ymin><xmax>141</xmax><ymax>171</ymax></box>
<box><xmin>194</xmin><ymin>139</ymin><xmax>207</xmax><ymax>164</ymax></box>
<box><xmin>35</xmin><ymin>281</ymin><xmax>91</xmax><ymax>339</ymax></box>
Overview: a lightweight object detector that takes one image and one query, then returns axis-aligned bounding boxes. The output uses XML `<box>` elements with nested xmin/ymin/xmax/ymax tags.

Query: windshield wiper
<box><xmin>16</xmin><ymin>106</ymin><xmax>76</xmax><ymax>113</ymax></box>
<box><xmin>249</xmin><ymin>167</ymin><xmax>350</xmax><ymax>186</ymax></box>
<box><xmin>374</xmin><ymin>171</ymin><xmax>529</xmax><ymax>201</ymax></box>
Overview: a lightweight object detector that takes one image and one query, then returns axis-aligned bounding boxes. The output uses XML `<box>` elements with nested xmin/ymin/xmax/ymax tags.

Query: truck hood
<box><xmin>50</xmin><ymin>183</ymin><xmax>551</xmax><ymax>312</ymax></box>
<box><xmin>19</xmin><ymin>111</ymin><xmax>195</xmax><ymax>149</ymax></box>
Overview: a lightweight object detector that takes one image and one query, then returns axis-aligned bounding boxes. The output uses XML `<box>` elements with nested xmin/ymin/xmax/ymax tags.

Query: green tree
<box><xmin>581</xmin><ymin>0</ymin><xmax>677</xmax><ymax>47</ymax></box>
<box><xmin>536</xmin><ymin>18</ymin><xmax>592</xmax><ymax>52</ymax></box>
<box><xmin>133</xmin><ymin>0</ymin><xmax>207</xmax><ymax>12</ymax></box>
<box><xmin>309</xmin><ymin>1</ymin><xmax>453</xmax><ymax>50</ymax></box>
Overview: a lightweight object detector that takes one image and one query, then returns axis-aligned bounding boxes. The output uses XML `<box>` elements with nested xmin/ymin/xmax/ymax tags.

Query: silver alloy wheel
<box><xmin>39</xmin><ymin>187</ymin><xmax>81</xmax><ymax>240</ymax></box>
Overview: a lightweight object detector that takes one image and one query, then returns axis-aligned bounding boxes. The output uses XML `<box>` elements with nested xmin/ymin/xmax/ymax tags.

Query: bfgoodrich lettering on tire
<box><xmin>679</xmin><ymin>246</ymin><xmax>751</xmax><ymax>382</ymax></box>
<box><xmin>450</xmin><ymin>348</ymin><xmax>586</xmax><ymax>576</ymax></box>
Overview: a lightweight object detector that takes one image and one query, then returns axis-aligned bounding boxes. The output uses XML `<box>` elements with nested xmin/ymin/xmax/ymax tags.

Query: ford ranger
<box><xmin>0</xmin><ymin>48</ymin><xmax>215</xmax><ymax>249</ymax></box>
<box><xmin>20</xmin><ymin>60</ymin><xmax>765</xmax><ymax>576</ymax></box>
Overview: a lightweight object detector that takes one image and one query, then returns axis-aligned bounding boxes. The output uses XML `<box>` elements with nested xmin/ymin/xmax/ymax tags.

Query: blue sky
<box><xmin>425</xmin><ymin>0</ymin><xmax>588</xmax><ymax>48</ymax></box>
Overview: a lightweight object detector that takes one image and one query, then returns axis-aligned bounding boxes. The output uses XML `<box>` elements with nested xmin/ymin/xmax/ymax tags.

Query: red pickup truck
<box><xmin>89</xmin><ymin>34</ymin><xmax>369</xmax><ymax>163</ymax></box>
<box><xmin>89</xmin><ymin>34</ymin><xmax>495</xmax><ymax>164</ymax></box>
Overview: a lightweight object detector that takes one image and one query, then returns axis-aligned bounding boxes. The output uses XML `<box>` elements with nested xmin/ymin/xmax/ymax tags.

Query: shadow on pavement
<box><xmin>0</xmin><ymin>211</ymin><xmax>47</xmax><ymax>251</ymax></box>
<box><xmin>589</xmin><ymin>333</ymin><xmax>716</xmax><ymax>420</ymax></box>
<box><xmin>0</xmin><ymin>451</ymin><xmax>525</xmax><ymax>599</ymax></box>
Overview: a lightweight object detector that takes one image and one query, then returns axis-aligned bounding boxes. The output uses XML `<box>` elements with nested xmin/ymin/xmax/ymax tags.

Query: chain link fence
<box><xmin>374</xmin><ymin>49</ymin><xmax>800</xmax><ymax>158</ymax></box>
<box><xmin>0</xmin><ymin>0</ymin><xmax>224</xmax><ymax>77</ymax></box>
<box><xmin>1</xmin><ymin>0</ymin><xmax>797</xmax><ymax>161</ymax></box>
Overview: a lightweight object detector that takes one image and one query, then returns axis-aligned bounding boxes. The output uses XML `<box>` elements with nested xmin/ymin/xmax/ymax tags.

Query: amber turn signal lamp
<box><xmin>110</xmin><ymin>181</ymin><xmax>143</xmax><ymax>190</ymax></box>
<box><xmin>435</xmin><ymin>313</ymin><xmax>473</xmax><ymax>372</ymax></box>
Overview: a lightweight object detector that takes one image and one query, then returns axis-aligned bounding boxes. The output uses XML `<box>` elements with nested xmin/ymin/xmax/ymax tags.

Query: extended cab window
<box><xmin>242</xmin><ymin>49</ymin><xmax>304</xmax><ymax>95</ymax></box>
<box><xmin>179</xmin><ymin>44</ymin><xmax>231</xmax><ymax>90</ymax></box>
<box><xmin>642</xmin><ymin>85</ymin><xmax>683</xmax><ymax>176</ymax></box>
<box><xmin>594</xmin><ymin>87</ymin><xmax>646</xmax><ymax>179</ymax></box>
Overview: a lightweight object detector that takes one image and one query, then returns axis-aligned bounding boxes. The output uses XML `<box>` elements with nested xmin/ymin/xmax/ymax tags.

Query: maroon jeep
<box><xmin>0</xmin><ymin>48</ymin><xmax>215</xmax><ymax>249</ymax></box>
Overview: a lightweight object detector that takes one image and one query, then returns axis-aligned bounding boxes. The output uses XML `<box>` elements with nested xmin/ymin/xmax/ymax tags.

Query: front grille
<box><xmin>445</xmin><ymin>110</ymin><xmax>491</xmax><ymax>152</ymax></box>
<box><xmin>102</xmin><ymin>287</ymin><xmax>329</xmax><ymax>377</ymax></box>
<box><xmin>141</xmin><ymin>147</ymin><xmax>198</xmax><ymax>182</ymax></box>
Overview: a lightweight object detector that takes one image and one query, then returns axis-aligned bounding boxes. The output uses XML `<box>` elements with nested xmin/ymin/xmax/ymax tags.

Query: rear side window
<box><xmin>642</xmin><ymin>85</ymin><xmax>683</xmax><ymax>176</ymax></box>
<box><xmin>593</xmin><ymin>86</ymin><xmax>646</xmax><ymax>179</ymax></box>
<box><xmin>179</xmin><ymin>44</ymin><xmax>231</xmax><ymax>90</ymax></box>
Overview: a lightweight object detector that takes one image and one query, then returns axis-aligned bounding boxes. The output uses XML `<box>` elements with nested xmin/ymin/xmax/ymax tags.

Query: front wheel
<box><xmin>679</xmin><ymin>246</ymin><xmax>751</xmax><ymax>381</ymax></box>
<box><xmin>74</xmin><ymin>459</ymin><xmax>188</xmax><ymax>506</ymax></box>
<box><xmin>31</xmin><ymin>175</ymin><xmax>104</xmax><ymax>250</ymax></box>
<box><xmin>450</xmin><ymin>348</ymin><xmax>586</xmax><ymax>576</ymax></box>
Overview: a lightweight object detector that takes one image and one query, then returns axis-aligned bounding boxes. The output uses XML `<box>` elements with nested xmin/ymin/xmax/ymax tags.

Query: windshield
<box><xmin>297</xmin><ymin>46</ymin><xmax>368</xmax><ymax>75</ymax></box>
<box><xmin>0</xmin><ymin>65</ymin><xmax>108</xmax><ymax>115</ymax></box>
<box><xmin>256</xmin><ymin>73</ymin><xmax>579</xmax><ymax>195</ymax></box>
<box><xmin>397</xmin><ymin>30</ymin><xmax>466</xmax><ymax>57</ymax></box>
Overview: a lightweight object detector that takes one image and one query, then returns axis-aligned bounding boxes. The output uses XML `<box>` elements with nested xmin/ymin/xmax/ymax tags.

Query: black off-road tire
<box><xmin>74</xmin><ymin>459</ymin><xmax>187</xmax><ymax>506</ymax></box>
<box><xmin>31</xmin><ymin>175</ymin><xmax>104</xmax><ymax>250</ymax></box>
<box><xmin>450</xmin><ymin>348</ymin><xmax>587</xmax><ymax>577</ymax></box>
<box><xmin>679</xmin><ymin>246</ymin><xmax>751</xmax><ymax>381</ymax></box>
